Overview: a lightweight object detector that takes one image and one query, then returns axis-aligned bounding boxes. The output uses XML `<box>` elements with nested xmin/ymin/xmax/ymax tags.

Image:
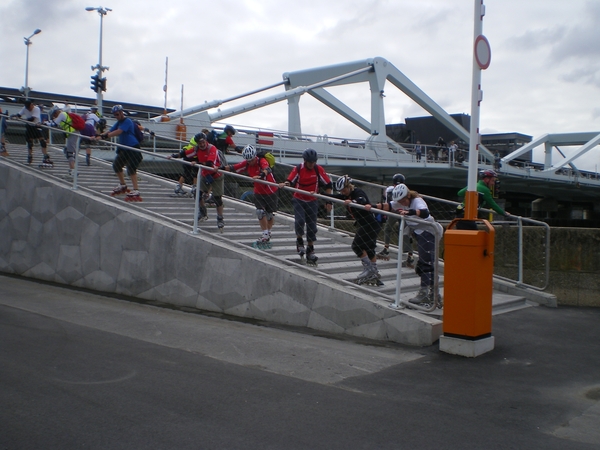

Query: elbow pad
<box><xmin>418</xmin><ymin>209</ymin><xmax>430</xmax><ymax>219</ymax></box>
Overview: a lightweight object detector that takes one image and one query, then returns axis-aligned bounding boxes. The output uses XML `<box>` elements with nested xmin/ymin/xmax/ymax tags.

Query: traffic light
<box><xmin>90</xmin><ymin>74</ymin><xmax>99</xmax><ymax>93</ymax></box>
<box><xmin>99</xmin><ymin>77</ymin><xmax>107</xmax><ymax>92</ymax></box>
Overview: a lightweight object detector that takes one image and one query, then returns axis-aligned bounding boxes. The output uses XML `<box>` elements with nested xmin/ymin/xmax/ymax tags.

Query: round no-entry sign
<box><xmin>475</xmin><ymin>35</ymin><xmax>491</xmax><ymax>70</ymax></box>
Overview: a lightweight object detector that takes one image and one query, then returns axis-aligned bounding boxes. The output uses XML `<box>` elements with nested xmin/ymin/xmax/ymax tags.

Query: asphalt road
<box><xmin>1</xmin><ymin>274</ymin><xmax>599</xmax><ymax>449</ymax></box>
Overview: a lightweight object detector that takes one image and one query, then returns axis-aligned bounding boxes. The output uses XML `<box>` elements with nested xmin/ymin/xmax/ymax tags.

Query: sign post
<box><xmin>439</xmin><ymin>0</ymin><xmax>495</xmax><ymax>357</ymax></box>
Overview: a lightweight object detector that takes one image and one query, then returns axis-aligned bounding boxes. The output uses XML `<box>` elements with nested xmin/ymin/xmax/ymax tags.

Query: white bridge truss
<box><xmin>150</xmin><ymin>56</ymin><xmax>600</xmax><ymax>191</ymax></box>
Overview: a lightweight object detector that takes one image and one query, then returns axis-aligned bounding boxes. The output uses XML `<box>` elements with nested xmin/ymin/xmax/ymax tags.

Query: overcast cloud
<box><xmin>1</xmin><ymin>0</ymin><xmax>599</xmax><ymax>169</ymax></box>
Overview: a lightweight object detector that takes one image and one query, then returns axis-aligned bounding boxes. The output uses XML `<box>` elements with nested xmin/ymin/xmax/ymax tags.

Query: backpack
<box><xmin>256</xmin><ymin>148</ymin><xmax>276</xmax><ymax>168</ymax></box>
<box><xmin>67</xmin><ymin>113</ymin><xmax>86</xmax><ymax>131</ymax></box>
<box><xmin>217</xmin><ymin>149</ymin><xmax>227</xmax><ymax>169</ymax></box>
<box><xmin>132</xmin><ymin>120</ymin><xmax>144</xmax><ymax>144</ymax></box>
<box><xmin>206</xmin><ymin>129</ymin><xmax>219</xmax><ymax>146</ymax></box>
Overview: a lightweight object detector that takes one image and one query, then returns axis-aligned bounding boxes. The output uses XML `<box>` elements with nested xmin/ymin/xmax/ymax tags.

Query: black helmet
<box><xmin>224</xmin><ymin>124</ymin><xmax>236</xmax><ymax>135</ymax></box>
<box><xmin>392</xmin><ymin>173</ymin><xmax>406</xmax><ymax>185</ymax></box>
<box><xmin>302</xmin><ymin>148</ymin><xmax>318</xmax><ymax>163</ymax></box>
<box><xmin>193</xmin><ymin>132</ymin><xmax>207</xmax><ymax>144</ymax></box>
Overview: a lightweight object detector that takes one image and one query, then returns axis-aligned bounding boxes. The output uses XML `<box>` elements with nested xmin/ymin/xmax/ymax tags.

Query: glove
<box><xmin>101</xmin><ymin>133</ymin><xmax>109</xmax><ymax>140</ymax></box>
<box><xmin>203</xmin><ymin>175</ymin><xmax>214</xmax><ymax>185</ymax></box>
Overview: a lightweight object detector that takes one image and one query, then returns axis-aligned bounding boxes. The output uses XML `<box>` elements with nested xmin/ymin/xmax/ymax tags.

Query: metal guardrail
<box><xmin>14</xmin><ymin>119</ymin><xmax>550</xmax><ymax>298</ymax></box>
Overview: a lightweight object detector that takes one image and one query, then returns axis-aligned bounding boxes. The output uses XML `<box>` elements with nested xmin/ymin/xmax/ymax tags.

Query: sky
<box><xmin>1</xmin><ymin>0</ymin><xmax>599</xmax><ymax>169</ymax></box>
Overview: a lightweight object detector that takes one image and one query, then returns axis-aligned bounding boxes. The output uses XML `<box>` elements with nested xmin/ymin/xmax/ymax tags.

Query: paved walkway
<box><xmin>1</xmin><ymin>274</ymin><xmax>598</xmax><ymax>449</ymax></box>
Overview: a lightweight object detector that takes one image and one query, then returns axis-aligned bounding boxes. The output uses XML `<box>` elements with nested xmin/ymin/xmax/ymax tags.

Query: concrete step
<box><xmin>3</xmin><ymin>142</ymin><xmax>534</xmax><ymax>316</ymax></box>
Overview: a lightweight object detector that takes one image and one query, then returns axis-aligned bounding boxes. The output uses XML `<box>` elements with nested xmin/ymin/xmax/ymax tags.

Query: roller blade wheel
<box><xmin>124</xmin><ymin>194</ymin><xmax>143</xmax><ymax>202</ymax></box>
<box><xmin>306</xmin><ymin>253</ymin><xmax>318</xmax><ymax>267</ymax></box>
<box><xmin>354</xmin><ymin>276</ymin><xmax>384</xmax><ymax>286</ymax></box>
<box><xmin>252</xmin><ymin>241</ymin><xmax>272</xmax><ymax>250</ymax></box>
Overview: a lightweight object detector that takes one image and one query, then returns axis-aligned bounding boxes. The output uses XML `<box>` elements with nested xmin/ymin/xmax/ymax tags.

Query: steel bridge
<box><xmin>2</xmin><ymin>56</ymin><xmax>599</xmax><ymax>206</ymax></box>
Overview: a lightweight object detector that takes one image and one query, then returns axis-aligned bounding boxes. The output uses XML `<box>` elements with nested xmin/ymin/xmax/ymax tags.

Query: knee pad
<box><xmin>112</xmin><ymin>160</ymin><xmax>123</xmax><ymax>173</ymax></box>
<box><xmin>366</xmin><ymin>249</ymin><xmax>376</xmax><ymax>260</ymax></box>
<box><xmin>351</xmin><ymin>241</ymin><xmax>363</xmax><ymax>258</ymax></box>
<box><xmin>40</xmin><ymin>140</ymin><xmax>47</xmax><ymax>149</ymax></box>
<box><xmin>256</xmin><ymin>209</ymin><xmax>266</xmax><ymax>220</ymax></box>
<box><xmin>213</xmin><ymin>195</ymin><xmax>223</xmax><ymax>207</ymax></box>
<box><xmin>265</xmin><ymin>211</ymin><xmax>274</xmax><ymax>221</ymax></box>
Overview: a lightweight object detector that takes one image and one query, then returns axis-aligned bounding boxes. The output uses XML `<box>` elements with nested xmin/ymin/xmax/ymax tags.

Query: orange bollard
<box><xmin>440</xmin><ymin>218</ymin><xmax>495</xmax><ymax>357</ymax></box>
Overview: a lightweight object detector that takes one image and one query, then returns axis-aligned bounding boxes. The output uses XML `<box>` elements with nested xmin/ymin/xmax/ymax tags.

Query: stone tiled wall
<box><xmin>494</xmin><ymin>227</ymin><xmax>600</xmax><ymax>307</ymax></box>
<box><xmin>0</xmin><ymin>164</ymin><xmax>442</xmax><ymax>346</ymax></box>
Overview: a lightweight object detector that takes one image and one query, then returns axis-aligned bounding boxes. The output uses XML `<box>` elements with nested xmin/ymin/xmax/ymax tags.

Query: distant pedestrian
<box><xmin>11</xmin><ymin>100</ymin><xmax>52</xmax><ymax>166</ymax></box>
<box><xmin>0</xmin><ymin>109</ymin><xmax>8</xmax><ymax>157</ymax></box>
<box><xmin>226</xmin><ymin>145</ymin><xmax>278</xmax><ymax>249</ymax></box>
<box><xmin>494</xmin><ymin>152</ymin><xmax>502</xmax><ymax>171</ymax></box>
<box><xmin>280</xmin><ymin>148</ymin><xmax>332</xmax><ymax>265</ymax></box>
<box><xmin>99</xmin><ymin>105</ymin><xmax>143</xmax><ymax>202</ymax></box>
<box><xmin>415</xmin><ymin>141</ymin><xmax>422</xmax><ymax>162</ymax></box>
<box><xmin>448</xmin><ymin>141</ymin><xmax>458</xmax><ymax>165</ymax></box>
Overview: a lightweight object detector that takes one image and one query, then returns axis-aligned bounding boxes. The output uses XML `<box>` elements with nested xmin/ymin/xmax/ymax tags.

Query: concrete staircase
<box><xmin>1</xmin><ymin>142</ymin><xmax>533</xmax><ymax>317</ymax></box>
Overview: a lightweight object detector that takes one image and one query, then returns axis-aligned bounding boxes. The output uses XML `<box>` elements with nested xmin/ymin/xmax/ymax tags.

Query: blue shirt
<box><xmin>110</xmin><ymin>117</ymin><xmax>139</xmax><ymax>148</ymax></box>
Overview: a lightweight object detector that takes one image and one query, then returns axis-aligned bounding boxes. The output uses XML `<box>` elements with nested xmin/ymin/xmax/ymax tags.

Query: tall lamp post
<box><xmin>21</xmin><ymin>28</ymin><xmax>42</xmax><ymax>100</ymax></box>
<box><xmin>86</xmin><ymin>6</ymin><xmax>111</xmax><ymax>116</ymax></box>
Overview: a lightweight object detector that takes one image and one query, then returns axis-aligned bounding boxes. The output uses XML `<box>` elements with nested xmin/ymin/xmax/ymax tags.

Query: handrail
<box><xmin>30</xmin><ymin>118</ymin><xmax>550</xmax><ymax>296</ymax></box>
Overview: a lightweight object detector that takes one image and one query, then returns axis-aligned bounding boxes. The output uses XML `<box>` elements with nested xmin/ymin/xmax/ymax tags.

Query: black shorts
<box><xmin>113</xmin><ymin>148</ymin><xmax>143</xmax><ymax>175</ymax></box>
<box><xmin>254</xmin><ymin>193</ymin><xmax>278</xmax><ymax>213</ymax></box>
<box><xmin>25</xmin><ymin>123</ymin><xmax>43</xmax><ymax>141</ymax></box>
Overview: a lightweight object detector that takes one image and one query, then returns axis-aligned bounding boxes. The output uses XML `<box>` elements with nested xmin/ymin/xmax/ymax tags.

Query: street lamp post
<box><xmin>21</xmin><ymin>28</ymin><xmax>42</xmax><ymax>100</ymax></box>
<box><xmin>86</xmin><ymin>6</ymin><xmax>111</xmax><ymax>116</ymax></box>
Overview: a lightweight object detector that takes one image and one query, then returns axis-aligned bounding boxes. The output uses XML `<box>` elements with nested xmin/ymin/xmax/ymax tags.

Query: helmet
<box><xmin>392</xmin><ymin>173</ymin><xmax>406</xmax><ymax>185</ymax></box>
<box><xmin>392</xmin><ymin>184</ymin><xmax>409</xmax><ymax>202</ymax></box>
<box><xmin>242</xmin><ymin>145</ymin><xmax>256</xmax><ymax>160</ymax></box>
<box><xmin>111</xmin><ymin>104</ymin><xmax>124</xmax><ymax>114</ymax></box>
<box><xmin>90</xmin><ymin>106</ymin><xmax>98</xmax><ymax>112</ymax></box>
<box><xmin>480</xmin><ymin>169</ymin><xmax>498</xmax><ymax>179</ymax></box>
<box><xmin>193</xmin><ymin>132</ymin><xmax>207</xmax><ymax>144</ymax></box>
<box><xmin>335</xmin><ymin>175</ymin><xmax>353</xmax><ymax>192</ymax></box>
<box><xmin>302</xmin><ymin>148</ymin><xmax>318</xmax><ymax>163</ymax></box>
<box><xmin>224</xmin><ymin>124</ymin><xmax>236</xmax><ymax>135</ymax></box>
<box><xmin>48</xmin><ymin>106</ymin><xmax>61</xmax><ymax>117</ymax></box>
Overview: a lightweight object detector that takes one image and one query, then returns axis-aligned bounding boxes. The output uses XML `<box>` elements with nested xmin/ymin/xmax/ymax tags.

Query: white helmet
<box><xmin>48</xmin><ymin>106</ymin><xmax>61</xmax><ymax>117</ymax></box>
<box><xmin>242</xmin><ymin>145</ymin><xmax>256</xmax><ymax>160</ymax></box>
<box><xmin>392</xmin><ymin>183</ymin><xmax>409</xmax><ymax>202</ymax></box>
<box><xmin>335</xmin><ymin>175</ymin><xmax>352</xmax><ymax>192</ymax></box>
